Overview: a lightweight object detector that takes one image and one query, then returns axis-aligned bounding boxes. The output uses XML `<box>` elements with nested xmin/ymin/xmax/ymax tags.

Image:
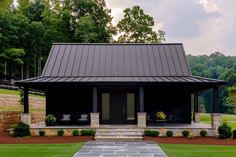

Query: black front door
<box><xmin>101</xmin><ymin>92</ymin><xmax>136</xmax><ymax>124</ymax></box>
<box><xmin>110</xmin><ymin>93</ymin><xmax>126</xmax><ymax>124</ymax></box>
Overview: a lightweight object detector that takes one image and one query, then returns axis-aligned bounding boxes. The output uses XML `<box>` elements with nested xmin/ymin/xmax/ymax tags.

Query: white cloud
<box><xmin>106</xmin><ymin>0</ymin><xmax>236</xmax><ymax>56</ymax></box>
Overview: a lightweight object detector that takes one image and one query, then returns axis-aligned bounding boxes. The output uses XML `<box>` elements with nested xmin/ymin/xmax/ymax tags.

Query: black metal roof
<box><xmin>16</xmin><ymin>43</ymin><xmax>225</xmax><ymax>85</ymax></box>
<box><xmin>42</xmin><ymin>43</ymin><xmax>191</xmax><ymax>77</ymax></box>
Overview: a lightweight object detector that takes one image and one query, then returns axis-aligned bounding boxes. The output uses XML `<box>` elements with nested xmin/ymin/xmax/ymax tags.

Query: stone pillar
<box><xmin>211</xmin><ymin>113</ymin><xmax>221</xmax><ymax>129</ymax></box>
<box><xmin>137</xmin><ymin>112</ymin><xmax>146</xmax><ymax>128</ymax></box>
<box><xmin>21</xmin><ymin>113</ymin><xmax>31</xmax><ymax>125</ymax></box>
<box><xmin>90</xmin><ymin>113</ymin><xmax>99</xmax><ymax>128</ymax></box>
<box><xmin>194</xmin><ymin>112</ymin><xmax>200</xmax><ymax>123</ymax></box>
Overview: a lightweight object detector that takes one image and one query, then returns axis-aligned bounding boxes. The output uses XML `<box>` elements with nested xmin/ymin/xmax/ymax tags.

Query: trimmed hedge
<box><xmin>13</xmin><ymin>122</ymin><xmax>31</xmax><ymax>137</ymax></box>
<box><xmin>38</xmin><ymin>130</ymin><xmax>45</xmax><ymax>136</ymax></box>
<box><xmin>233</xmin><ymin>130</ymin><xmax>236</xmax><ymax>139</ymax></box>
<box><xmin>72</xmin><ymin>130</ymin><xmax>80</xmax><ymax>136</ymax></box>
<box><xmin>218</xmin><ymin>122</ymin><xmax>232</xmax><ymax>139</ymax></box>
<box><xmin>57</xmin><ymin>129</ymin><xmax>64</xmax><ymax>136</ymax></box>
<box><xmin>80</xmin><ymin>130</ymin><xmax>96</xmax><ymax>136</ymax></box>
<box><xmin>144</xmin><ymin>130</ymin><xmax>159</xmax><ymax>137</ymax></box>
<box><xmin>200</xmin><ymin>130</ymin><xmax>207</xmax><ymax>137</ymax></box>
<box><xmin>166</xmin><ymin>130</ymin><xmax>174</xmax><ymax>137</ymax></box>
<box><xmin>182</xmin><ymin>130</ymin><xmax>190</xmax><ymax>137</ymax></box>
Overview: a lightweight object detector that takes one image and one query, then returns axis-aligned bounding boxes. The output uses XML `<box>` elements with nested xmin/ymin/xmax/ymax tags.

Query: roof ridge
<box><xmin>52</xmin><ymin>43</ymin><xmax>183</xmax><ymax>45</ymax></box>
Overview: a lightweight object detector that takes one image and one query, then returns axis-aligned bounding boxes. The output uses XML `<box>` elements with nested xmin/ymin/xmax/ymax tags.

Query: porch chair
<box><xmin>78</xmin><ymin>114</ymin><xmax>89</xmax><ymax>123</ymax></box>
<box><xmin>60</xmin><ymin>114</ymin><xmax>71</xmax><ymax>122</ymax></box>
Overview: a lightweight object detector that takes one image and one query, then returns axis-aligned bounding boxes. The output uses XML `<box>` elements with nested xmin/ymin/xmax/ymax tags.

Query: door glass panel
<box><xmin>102</xmin><ymin>93</ymin><xmax>110</xmax><ymax>120</ymax></box>
<box><xmin>127</xmin><ymin>93</ymin><xmax>135</xmax><ymax>120</ymax></box>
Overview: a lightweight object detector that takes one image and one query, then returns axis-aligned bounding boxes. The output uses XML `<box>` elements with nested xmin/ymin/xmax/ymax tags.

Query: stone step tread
<box><xmin>95</xmin><ymin>136</ymin><xmax>143</xmax><ymax>140</ymax></box>
<box><xmin>96</xmin><ymin>129</ymin><xmax>142</xmax><ymax>132</ymax></box>
<box><xmin>95</xmin><ymin>133</ymin><xmax>143</xmax><ymax>136</ymax></box>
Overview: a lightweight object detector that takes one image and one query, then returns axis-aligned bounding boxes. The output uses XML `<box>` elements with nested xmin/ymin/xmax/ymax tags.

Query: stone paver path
<box><xmin>73</xmin><ymin>140</ymin><xmax>168</xmax><ymax>157</ymax></box>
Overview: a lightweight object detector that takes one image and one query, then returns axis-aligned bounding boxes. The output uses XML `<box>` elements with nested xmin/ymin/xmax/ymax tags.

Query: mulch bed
<box><xmin>0</xmin><ymin>131</ymin><xmax>94</xmax><ymax>144</ymax></box>
<box><xmin>144</xmin><ymin>136</ymin><xmax>236</xmax><ymax>146</ymax></box>
<box><xmin>1</xmin><ymin>131</ymin><xmax>236</xmax><ymax>145</ymax></box>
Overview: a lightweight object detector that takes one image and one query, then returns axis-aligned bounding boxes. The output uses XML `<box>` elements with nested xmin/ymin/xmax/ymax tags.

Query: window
<box><xmin>102</xmin><ymin>93</ymin><xmax>110</xmax><ymax>120</ymax></box>
<box><xmin>127</xmin><ymin>93</ymin><xmax>135</xmax><ymax>120</ymax></box>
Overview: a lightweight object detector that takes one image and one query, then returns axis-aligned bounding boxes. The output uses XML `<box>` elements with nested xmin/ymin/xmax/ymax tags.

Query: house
<box><xmin>16</xmin><ymin>43</ymin><xmax>225</xmax><ymax>131</ymax></box>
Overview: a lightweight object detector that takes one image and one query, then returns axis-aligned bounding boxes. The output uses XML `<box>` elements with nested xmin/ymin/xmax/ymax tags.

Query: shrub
<box><xmin>45</xmin><ymin>114</ymin><xmax>57</xmax><ymax>126</ymax></box>
<box><xmin>13</xmin><ymin>122</ymin><xmax>31</xmax><ymax>137</ymax></box>
<box><xmin>218</xmin><ymin>122</ymin><xmax>232</xmax><ymax>139</ymax></box>
<box><xmin>182</xmin><ymin>130</ymin><xmax>190</xmax><ymax>137</ymax></box>
<box><xmin>72</xmin><ymin>130</ymin><xmax>80</xmax><ymax>136</ymax></box>
<box><xmin>166</xmin><ymin>130</ymin><xmax>173</xmax><ymax>137</ymax></box>
<box><xmin>57</xmin><ymin>129</ymin><xmax>64</xmax><ymax>136</ymax></box>
<box><xmin>39</xmin><ymin>130</ymin><xmax>45</xmax><ymax>136</ymax></box>
<box><xmin>200</xmin><ymin>130</ymin><xmax>207</xmax><ymax>137</ymax></box>
<box><xmin>156</xmin><ymin>111</ymin><xmax>166</xmax><ymax>120</ymax></box>
<box><xmin>80</xmin><ymin>130</ymin><xmax>96</xmax><ymax>136</ymax></box>
<box><xmin>144</xmin><ymin>130</ymin><xmax>160</xmax><ymax>137</ymax></box>
<box><xmin>233</xmin><ymin>130</ymin><xmax>236</xmax><ymax>139</ymax></box>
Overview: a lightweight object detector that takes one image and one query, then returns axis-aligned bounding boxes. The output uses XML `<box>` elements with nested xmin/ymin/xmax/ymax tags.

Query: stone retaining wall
<box><xmin>0</xmin><ymin>111</ymin><xmax>21</xmax><ymax>131</ymax></box>
<box><xmin>0</xmin><ymin>94</ymin><xmax>45</xmax><ymax>110</ymax></box>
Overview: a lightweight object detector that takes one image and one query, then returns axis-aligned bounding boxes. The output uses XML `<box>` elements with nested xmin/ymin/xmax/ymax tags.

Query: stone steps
<box><xmin>95</xmin><ymin>128</ymin><xmax>143</xmax><ymax>140</ymax></box>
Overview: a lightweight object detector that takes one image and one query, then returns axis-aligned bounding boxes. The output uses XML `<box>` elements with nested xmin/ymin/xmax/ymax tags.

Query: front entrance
<box><xmin>100</xmin><ymin>92</ymin><xmax>136</xmax><ymax>124</ymax></box>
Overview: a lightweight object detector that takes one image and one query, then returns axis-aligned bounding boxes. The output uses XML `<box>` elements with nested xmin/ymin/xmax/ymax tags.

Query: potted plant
<box><xmin>45</xmin><ymin>114</ymin><xmax>57</xmax><ymax>126</ymax></box>
<box><xmin>156</xmin><ymin>111</ymin><xmax>167</xmax><ymax>122</ymax></box>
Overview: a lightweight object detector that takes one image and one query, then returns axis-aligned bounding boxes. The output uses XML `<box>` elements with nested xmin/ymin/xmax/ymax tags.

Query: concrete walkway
<box><xmin>73</xmin><ymin>140</ymin><xmax>168</xmax><ymax>157</ymax></box>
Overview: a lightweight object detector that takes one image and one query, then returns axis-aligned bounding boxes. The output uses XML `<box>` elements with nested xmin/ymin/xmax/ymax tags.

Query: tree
<box><xmin>226</xmin><ymin>86</ymin><xmax>236</xmax><ymax>113</ymax></box>
<box><xmin>117</xmin><ymin>6</ymin><xmax>165</xmax><ymax>43</ymax></box>
<box><xmin>74</xmin><ymin>15</ymin><xmax>98</xmax><ymax>42</ymax></box>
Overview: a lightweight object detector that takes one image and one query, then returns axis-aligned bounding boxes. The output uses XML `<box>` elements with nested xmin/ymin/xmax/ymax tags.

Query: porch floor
<box><xmin>31</xmin><ymin>122</ymin><xmax>211</xmax><ymax>129</ymax></box>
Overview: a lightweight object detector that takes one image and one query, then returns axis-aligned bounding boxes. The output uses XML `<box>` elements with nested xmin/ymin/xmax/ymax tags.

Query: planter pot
<box><xmin>45</xmin><ymin>120</ymin><xmax>55</xmax><ymax>126</ymax></box>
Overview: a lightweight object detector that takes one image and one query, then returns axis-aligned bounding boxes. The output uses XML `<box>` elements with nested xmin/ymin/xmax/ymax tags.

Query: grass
<box><xmin>200</xmin><ymin>113</ymin><xmax>236</xmax><ymax>130</ymax></box>
<box><xmin>0</xmin><ymin>89</ymin><xmax>45</xmax><ymax>98</ymax></box>
<box><xmin>0</xmin><ymin>143</ymin><xmax>83</xmax><ymax>157</ymax></box>
<box><xmin>160</xmin><ymin>144</ymin><xmax>236</xmax><ymax>157</ymax></box>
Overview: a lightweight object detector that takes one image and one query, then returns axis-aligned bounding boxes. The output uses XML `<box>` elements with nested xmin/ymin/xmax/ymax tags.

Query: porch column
<box><xmin>211</xmin><ymin>86</ymin><xmax>221</xmax><ymax>129</ymax></box>
<box><xmin>21</xmin><ymin>87</ymin><xmax>31</xmax><ymax>125</ymax></box>
<box><xmin>93</xmin><ymin>87</ymin><xmax>97</xmax><ymax>112</ymax></box>
<box><xmin>90</xmin><ymin>113</ymin><xmax>99</xmax><ymax>128</ymax></box>
<box><xmin>194</xmin><ymin>93</ymin><xmax>200</xmax><ymax>123</ymax></box>
<box><xmin>137</xmin><ymin>112</ymin><xmax>146</xmax><ymax>128</ymax></box>
<box><xmin>139</xmin><ymin>87</ymin><xmax>144</xmax><ymax>112</ymax></box>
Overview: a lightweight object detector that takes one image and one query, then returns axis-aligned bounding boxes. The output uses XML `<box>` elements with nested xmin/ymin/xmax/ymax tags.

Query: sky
<box><xmin>106</xmin><ymin>0</ymin><xmax>236</xmax><ymax>56</ymax></box>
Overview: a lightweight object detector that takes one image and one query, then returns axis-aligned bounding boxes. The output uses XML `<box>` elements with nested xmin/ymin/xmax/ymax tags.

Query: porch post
<box><xmin>211</xmin><ymin>86</ymin><xmax>221</xmax><ymax>129</ymax></box>
<box><xmin>91</xmin><ymin>87</ymin><xmax>99</xmax><ymax>128</ymax></box>
<box><xmin>93</xmin><ymin>87</ymin><xmax>97</xmax><ymax>112</ymax></box>
<box><xmin>194</xmin><ymin>92</ymin><xmax>200</xmax><ymax>123</ymax></box>
<box><xmin>23</xmin><ymin>87</ymin><xmax>29</xmax><ymax>113</ymax></box>
<box><xmin>139</xmin><ymin>87</ymin><xmax>144</xmax><ymax>112</ymax></box>
<box><xmin>21</xmin><ymin>87</ymin><xmax>31</xmax><ymax>125</ymax></box>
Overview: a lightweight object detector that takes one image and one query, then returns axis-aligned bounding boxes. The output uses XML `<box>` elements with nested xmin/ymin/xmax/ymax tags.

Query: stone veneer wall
<box><xmin>30</xmin><ymin>128</ymin><xmax>96</xmax><ymax>136</ymax></box>
<box><xmin>145</xmin><ymin>128</ymin><xmax>217</xmax><ymax>137</ymax></box>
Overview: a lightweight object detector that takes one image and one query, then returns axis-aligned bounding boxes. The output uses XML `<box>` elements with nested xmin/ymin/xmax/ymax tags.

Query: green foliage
<box><xmin>13</xmin><ymin>122</ymin><xmax>31</xmax><ymax>137</ymax></box>
<box><xmin>38</xmin><ymin>130</ymin><xmax>45</xmax><ymax>136</ymax></box>
<box><xmin>45</xmin><ymin>114</ymin><xmax>56</xmax><ymax>123</ymax></box>
<box><xmin>166</xmin><ymin>130</ymin><xmax>174</xmax><ymax>137</ymax></box>
<box><xmin>181</xmin><ymin>130</ymin><xmax>190</xmax><ymax>137</ymax></box>
<box><xmin>72</xmin><ymin>130</ymin><xmax>80</xmax><ymax>136</ymax></box>
<box><xmin>74</xmin><ymin>15</ymin><xmax>98</xmax><ymax>42</ymax></box>
<box><xmin>187</xmin><ymin>53</ymin><xmax>236</xmax><ymax>113</ymax></box>
<box><xmin>57</xmin><ymin>129</ymin><xmax>64</xmax><ymax>136</ymax></box>
<box><xmin>80</xmin><ymin>130</ymin><xmax>96</xmax><ymax>136</ymax></box>
<box><xmin>218</xmin><ymin>122</ymin><xmax>232</xmax><ymax>139</ymax></box>
<box><xmin>117</xmin><ymin>6</ymin><xmax>165</xmax><ymax>43</ymax></box>
<box><xmin>144</xmin><ymin>130</ymin><xmax>160</xmax><ymax>137</ymax></box>
<box><xmin>200</xmin><ymin>130</ymin><xmax>207</xmax><ymax>137</ymax></box>
<box><xmin>226</xmin><ymin>86</ymin><xmax>236</xmax><ymax>106</ymax></box>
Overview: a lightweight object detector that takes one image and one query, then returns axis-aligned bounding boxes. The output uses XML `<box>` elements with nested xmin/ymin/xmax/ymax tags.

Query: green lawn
<box><xmin>160</xmin><ymin>144</ymin><xmax>236</xmax><ymax>157</ymax></box>
<box><xmin>0</xmin><ymin>143</ymin><xmax>83</xmax><ymax>157</ymax></box>
<box><xmin>200</xmin><ymin>113</ymin><xmax>236</xmax><ymax>130</ymax></box>
<box><xmin>0</xmin><ymin>89</ymin><xmax>45</xmax><ymax>98</ymax></box>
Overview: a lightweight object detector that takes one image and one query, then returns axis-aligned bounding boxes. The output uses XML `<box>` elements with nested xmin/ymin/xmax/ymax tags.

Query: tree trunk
<box><xmin>4</xmin><ymin>59</ymin><xmax>7</xmax><ymax>76</ymax></box>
